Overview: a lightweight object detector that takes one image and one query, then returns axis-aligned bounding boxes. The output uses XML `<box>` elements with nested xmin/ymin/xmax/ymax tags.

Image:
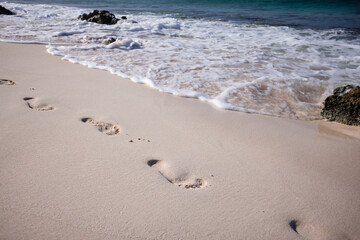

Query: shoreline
<box><xmin>3</xmin><ymin>0</ymin><xmax>359</xmax><ymax>121</ymax></box>
<box><xmin>1</xmin><ymin>41</ymin><xmax>360</xmax><ymax>239</ymax></box>
<box><xmin>0</xmin><ymin>40</ymin><xmax>347</xmax><ymax>122</ymax></box>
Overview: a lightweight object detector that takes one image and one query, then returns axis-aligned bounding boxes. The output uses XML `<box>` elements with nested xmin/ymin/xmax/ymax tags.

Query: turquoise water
<box><xmin>8</xmin><ymin>0</ymin><xmax>360</xmax><ymax>29</ymax></box>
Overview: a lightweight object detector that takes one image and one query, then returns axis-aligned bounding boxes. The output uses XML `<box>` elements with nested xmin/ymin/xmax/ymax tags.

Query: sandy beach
<box><xmin>0</xmin><ymin>41</ymin><xmax>360</xmax><ymax>239</ymax></box>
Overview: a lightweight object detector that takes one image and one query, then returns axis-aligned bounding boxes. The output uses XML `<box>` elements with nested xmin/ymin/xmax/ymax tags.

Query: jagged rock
<box><xmin>0</xmin><ymin>5</ymin><xmax>15</xmax><ymax>15</ymax></box>
<box><xmin>321</xmin><ymin>85</ymin><xmax>360</xmax><ymax>126</ymax></box>
<box><xmin>78</xmin><ymin>10</ymin><xmax>119</xmax><ymax>25</ymax></box>
<box><xmin>118</xmin><ymin>16</ymin><xmax>138</xmax><ymax>23</ymax></box>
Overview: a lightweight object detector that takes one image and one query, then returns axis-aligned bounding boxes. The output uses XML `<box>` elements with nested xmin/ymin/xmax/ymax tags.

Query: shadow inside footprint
<box><xmin>289</xmin><ymin>220</ymin><xmax>299</xmax><ymax>233</ymax></box>
<box><xmin>147</xmin><ymin>159</ymin><xmax>207</xmax><ymax>189</ymax></box>
<box><xmin>23</xmin><ymin>97</ymin><xmax>54</xmax><ymax>111</ymax></box>
<box><xmin>0</xmin><ymin>79</ymin><xmax>16</xmax><ymax>85</ymax></box>
<box><xmin>81</xmin><ymin>117</ymin><xmax>90</xmax><ymax>123</ymax></box>
<box><xmin>81</xmin><ymin>117</ymin><xmax>120</xmax><ymax>135</ymax></box>
<box><xmin>147</xmin><ymin>159</ymin><xmax>160</xmax><ymax>167</ymax></box>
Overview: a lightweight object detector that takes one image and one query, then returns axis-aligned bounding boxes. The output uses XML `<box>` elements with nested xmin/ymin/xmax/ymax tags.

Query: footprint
<box><xmin>289</xmin><ymin>220</ymin><xmax>350</xmax><ymax>240</ymax></box>
<box><xmin>81</xmin><ymin>117</ymin><xmax>120</xmax><ymax>135</ymax></box>
<box><xmin>23</xmin><ymin>97</ymin><xmax>54</xmax><ymax>111</ymax></box>
<box><xmin>0</xmin><ymin>79</ymin><xmax>16</xmax><ymax>85</ymax></box>
<box><xmin>147</xmin><ymin>159</ymin><xmax>207</xmax><ymax>189</ymax></box>
<box><xmin>129</xmin><ymin>137</ymin><xmax>151</xmax><ymax>143</ymax></box>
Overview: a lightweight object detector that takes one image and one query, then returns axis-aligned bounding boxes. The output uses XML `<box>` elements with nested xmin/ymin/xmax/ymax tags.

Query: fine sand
<box><xmin>0</xmin><ymin>42</ymin><xmax>360</xmax><ymax>240</ymax></box>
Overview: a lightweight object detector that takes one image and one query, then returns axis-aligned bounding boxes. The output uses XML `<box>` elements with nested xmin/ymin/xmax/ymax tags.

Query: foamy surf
<box><xmin>1</xmin><ymin>2</ymin><xmax>359</xmax><ymax>120</ymax></box>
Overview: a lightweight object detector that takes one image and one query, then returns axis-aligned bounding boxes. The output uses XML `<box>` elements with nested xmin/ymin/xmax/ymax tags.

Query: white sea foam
<box><xmin>1</xmin><ymin>2</ymin><xmax>359</xmax><ymax>119</ymax></box>
<box><xmin>53</xmin><ymin>30</ymin><xmax>86</xmax><ymax>37</ymax></box>
<box><xmin>106</xmin><ymin>38</ymin><xmax>142</xmax><ymax>50</ymax></box>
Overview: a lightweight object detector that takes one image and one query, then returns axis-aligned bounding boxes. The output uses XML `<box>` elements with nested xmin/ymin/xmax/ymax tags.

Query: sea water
<box><xmin>1</xmin><ymin>0</ymin><xmax>359</xmax><ymax>119</ymax></box>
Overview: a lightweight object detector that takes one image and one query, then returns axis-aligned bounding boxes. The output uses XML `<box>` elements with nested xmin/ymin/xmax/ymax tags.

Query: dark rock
<box><xmin>0</xmin><ymin>5</ymin><xmax>15</xmax><ymax>15</ymax></box>
<box><xmin>321</xmin><ymin>85</ymin><xmax>360</xmax><ymax>126</ymax></box>
<box><xmin>78</xmin><ymin>10</ymin><xmax>119</xmax><ymax>25</ymax></box>
<box><xmin>121</xmin><ymin>16</ymin><xmax>127</xmax><ymax>20</ymax></box>
<box><xmin>104</xmin><ymin>37</ymin><xmax>116</xmax><ymax>45</ymax></box>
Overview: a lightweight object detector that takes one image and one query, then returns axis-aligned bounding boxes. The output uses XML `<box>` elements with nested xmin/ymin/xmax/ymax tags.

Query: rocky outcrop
<box><xmin>321</xmin><ymin>85</ymin><xmax>360</xmax><ymax>126</ymax></box>
<box><xmin>78</xmin><ymin>10</ymin><xmax>119</xmax><ymax>25</ymax></box>
<box><xmin>0</xmin><ymin>5</ymin><xmax>15</xmax><ymax>15</ymax></box>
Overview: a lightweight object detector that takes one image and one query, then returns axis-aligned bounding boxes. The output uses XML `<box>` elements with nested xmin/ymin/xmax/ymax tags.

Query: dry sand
<box><xmin>0</xmin><ymin>41</ymin><xmax>360</xmax><ymax>240</ymax></box>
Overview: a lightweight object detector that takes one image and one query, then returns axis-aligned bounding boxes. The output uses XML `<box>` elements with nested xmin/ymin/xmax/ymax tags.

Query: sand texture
<box><xmin>0</xmin><ymin>42</ymin><xmax>360</xmax><ymax>240</ymax></box>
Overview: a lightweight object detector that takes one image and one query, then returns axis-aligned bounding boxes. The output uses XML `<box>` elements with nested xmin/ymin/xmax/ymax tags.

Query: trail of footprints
<box><xmin>18</xmin><ymin>89</ymin><xmax>205</xmax><ymax>189</ymax></box>
<box><xmin>6</xmin><ymin>78</ymin><xmax>342</xmax><ymax>237</ymax></box>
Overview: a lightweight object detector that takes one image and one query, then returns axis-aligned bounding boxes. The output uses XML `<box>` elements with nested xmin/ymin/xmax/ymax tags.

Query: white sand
<box><xmin>0</xmin><ymin>42</ymin><xmax>359</xmax><ymax>240</ymax></box>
